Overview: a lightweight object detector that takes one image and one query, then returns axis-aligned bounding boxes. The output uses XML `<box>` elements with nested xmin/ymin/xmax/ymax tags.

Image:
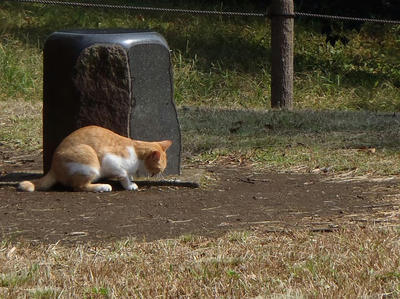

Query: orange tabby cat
<box><xmin>18</xmin><ymin>125</ymin><xmax>172</xmax><ymax>192</ymax></box>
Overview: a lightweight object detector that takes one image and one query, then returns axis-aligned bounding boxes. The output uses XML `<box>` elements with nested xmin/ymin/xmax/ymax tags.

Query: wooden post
<box><xmin>270</xmin><ymin>0</ymin><xmax>294</xmax><ymax>109</ymax></box>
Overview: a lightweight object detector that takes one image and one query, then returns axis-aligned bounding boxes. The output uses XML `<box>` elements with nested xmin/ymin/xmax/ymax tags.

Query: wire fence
<box><xmin>7</xmin><ymin>0</ymin><xmax>267</xmax><ymax>17</ymax></box>
<box><xmin>6</xmin><ymin>0</ymin><xmax>400</xmax><ymax>24</ymax></box>
<box><xmin>295</xmin><ymin>12</ymin><xmax>400</xmax><ymax>25</ymax></box>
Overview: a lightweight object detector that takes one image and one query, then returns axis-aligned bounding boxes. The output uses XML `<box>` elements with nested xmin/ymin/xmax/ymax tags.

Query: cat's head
<box><xmin>144</xmin><ymin>140</ymin><xmax>172</xmax><ymax>176</ymax></box>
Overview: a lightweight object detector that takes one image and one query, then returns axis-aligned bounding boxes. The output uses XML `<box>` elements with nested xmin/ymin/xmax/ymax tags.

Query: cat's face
<box><xmin>145</xmin><ymin>150</ymin><xmax>167</xmax><ymax>176</ymax></box>
<box><xmin>144</xmin><ymin>140</ymin><xmax>172</xmax><ymax>176</ymax></box>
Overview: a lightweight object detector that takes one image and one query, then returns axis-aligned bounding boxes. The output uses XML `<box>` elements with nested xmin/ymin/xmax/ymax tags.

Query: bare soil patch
<box><xmin>1</xmin><ymin>150</ymin><xmax>400</xmax><ymax>245</ymax></box>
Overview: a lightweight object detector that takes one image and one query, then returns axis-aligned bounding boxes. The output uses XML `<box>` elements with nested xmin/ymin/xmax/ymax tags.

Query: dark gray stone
<box><xmin>74</xmin><ymin>44</ymin><xmax>131</xmax><ymax>134</ymax></box>
<box><xmin>43</xmin><ymin>30</ymin><xmax>181</xmax><ymax>175</ymax></box>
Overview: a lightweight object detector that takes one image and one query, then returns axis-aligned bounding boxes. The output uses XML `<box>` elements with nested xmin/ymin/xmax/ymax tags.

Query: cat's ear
<box><xmin>159</xmin><ymin>140</ymin><xmax>172</xmax><ymax>152</ymax></box>
<box><xmin>150</xmin><ymin>150</ymin><xmax>161</xmax><ymax>162</ymax></box>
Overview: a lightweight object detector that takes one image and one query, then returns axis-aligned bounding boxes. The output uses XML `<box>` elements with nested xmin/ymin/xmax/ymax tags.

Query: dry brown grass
<box><xmin>0</xmin><ymin>100</ymin><xmax>41</xmax><ymax>152</ymax></box>
<box><xmin>1</xmin><ymin>225</ymin><xmax>400</xmax><ymax>298</ymax></box>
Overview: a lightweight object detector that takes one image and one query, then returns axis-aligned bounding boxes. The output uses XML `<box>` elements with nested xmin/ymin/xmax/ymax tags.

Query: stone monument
<box><xmin>43</xmin><ymin>29</ymin><xmax>181</xmax><ymax>175</ymax></box>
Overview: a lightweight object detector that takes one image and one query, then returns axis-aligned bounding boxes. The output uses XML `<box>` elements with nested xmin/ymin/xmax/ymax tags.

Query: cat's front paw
<box><xmin>125</xmin><ymin>182</ymin><xmax>138</xmax><ymax>191</ymax></box>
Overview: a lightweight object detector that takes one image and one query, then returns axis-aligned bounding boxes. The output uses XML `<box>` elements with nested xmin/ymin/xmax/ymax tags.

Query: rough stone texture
<box><xmin>74</xmin><ymin>44</ymin><xmax>131</xmax><ymax>135</ymax></box>
<box><xmin>43</xmin><ymin>30</ymin><xmax>181</xmax><ymax>175</ymax></box>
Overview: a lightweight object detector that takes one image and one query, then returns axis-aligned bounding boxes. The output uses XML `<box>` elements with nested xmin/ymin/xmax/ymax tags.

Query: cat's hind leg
<box><xmin>53</xmin><ymin>144</ymin><xmax>112</xmax><ymax>192</ymax></box>
<box><xmin>64</xmin><ymin>164</ymin><xmax>113</xmax><ymax>192</ymax></box>
<box><xmin>65</xmin><ymin>162</ymin><xmax>112</xmax><ymax>192</ymax></box>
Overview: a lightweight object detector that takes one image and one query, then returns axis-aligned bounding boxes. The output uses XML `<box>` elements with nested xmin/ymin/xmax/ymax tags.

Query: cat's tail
<box><xmin>18</xmin><ymin>171</ymin><xmax>57</xmax><ymax>192</ymax></box>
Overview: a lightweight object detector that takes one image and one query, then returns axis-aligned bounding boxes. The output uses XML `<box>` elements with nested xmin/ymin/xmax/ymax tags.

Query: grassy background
<box><xmin>1</xmin><ymin>2</ymin><xmax>400</xmax><ymax>110</ymax></box>
<box><xmin>180</xmin><ymin>107</ymin><xmax>400</xmax><ymax>175</ymax></box>
<box><xmin>1</xmin><ymin>1</ymin><xmax>400</xmax><ymax>175</ymax></box>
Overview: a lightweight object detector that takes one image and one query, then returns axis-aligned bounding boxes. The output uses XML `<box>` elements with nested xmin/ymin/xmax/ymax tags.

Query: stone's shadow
<box><xmin>0</xmin><ymin>168</ymin><xmax>201</xmax><ymax>190</ymax></box>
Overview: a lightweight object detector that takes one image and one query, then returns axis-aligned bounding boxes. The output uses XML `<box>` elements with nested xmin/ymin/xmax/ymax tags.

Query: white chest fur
<box><xmin>101</xmin><ymin>146</ymin><xmax>141</xmax><ymax>178</ymax></box>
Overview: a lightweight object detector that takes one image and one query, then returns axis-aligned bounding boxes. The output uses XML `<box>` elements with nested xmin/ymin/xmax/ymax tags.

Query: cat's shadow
<box><xmin>0</xmin><ymin>172</ymin><xmax>147</xmax><ymax>192</ymax></box>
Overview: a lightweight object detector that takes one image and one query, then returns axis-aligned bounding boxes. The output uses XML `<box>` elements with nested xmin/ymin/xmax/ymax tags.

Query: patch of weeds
<box><xmin>179</xmin><ymin>234</ymin><xmax>197</xmax><ymax>243</ymax></box>
<box><xmin>1</xmin><ymin>239</ymin><xmax>9</xmax><ymax>249</ymax></box>
<box><xmin>376</xmin><ymin>271</ymin><xmax>400</xmax><ymax>282</ymax></box>
<box><xmin>29</xmin><ymin>288</ymin><xmax>61</xmax><ymax>299</ymax></box>
<box><xmin>0</xmin><ymin>100</ymin><xmax>42</xmax><ymax>151</ymax></box>
<box><xmin>209</xmin><ymin>256</ymin><xmax>243</xmax><ymax>268</ymax></box>
<box><xmin>0</xmin><ymin>263</ymin><xmax>39</xmax><ymax>287</ymax></box>
<box><xmin>226</xmin><ymin>269</ymin><xmax>240</xmax><ymax>279</ymax></box>
<box><xmin>111</xmin><ymin>238</ymin><xmax>136</xmax><ymax>253</ymax></box>
<box><xmin>227</xmin><ymin>231</ymin><xmax>250</xmax><ymax>243</ymax></box>
<box><xmin>188</xmin><ymin>255</ymin><xmax>243</xmax><ymax>284</ymax></box>
<box><xmin>85</xmin><ymin>286</ymin><xmax>110</xmax><ymax>298</ymax></box>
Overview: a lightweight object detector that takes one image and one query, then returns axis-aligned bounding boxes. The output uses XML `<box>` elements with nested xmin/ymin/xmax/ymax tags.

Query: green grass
<box><xmin>0</xmin><ymin>36</ymin><xmax>42</xmax><ymax>101</ymax></box>
<box><xmin>1</xmin><ymin>1</ymin><xmax>400</xmax><ymax>175</ymax></box>
<box><xmin>293</xmin><ymin>23</ymin><xmax>400</xmax><ymax>110</ymax></box>
<box><xmin>180</xmin><ymin>107</ymin><xmax>400</xmax><ymax>175</ymax></box>
<box><xmin>0</xmin><ymin>263</ymin><xmax>39</xmax><ymax>287</ymax></box>
<box><xmin>1</xmin><ymin>2</ymin><xmax>399</xmax><ymax>110</ymax></box>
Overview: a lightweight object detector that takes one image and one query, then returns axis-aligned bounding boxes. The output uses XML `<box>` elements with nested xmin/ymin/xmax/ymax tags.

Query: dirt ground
<box><xmin>1</xmin><ymin>151</ymin><xmax>400</xmax><ymax>245</ymax></box>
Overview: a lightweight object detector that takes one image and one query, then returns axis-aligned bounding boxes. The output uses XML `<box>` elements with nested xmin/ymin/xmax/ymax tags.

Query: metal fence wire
<box><xmin>7</xmin><ymin>0</ymin><xmax>400</xmax><ymax>24</ymax></box>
